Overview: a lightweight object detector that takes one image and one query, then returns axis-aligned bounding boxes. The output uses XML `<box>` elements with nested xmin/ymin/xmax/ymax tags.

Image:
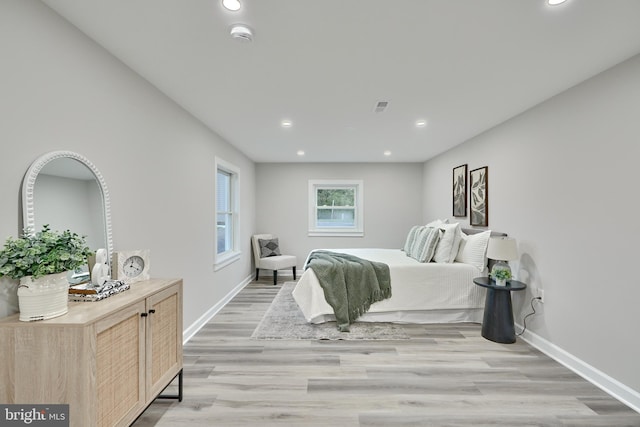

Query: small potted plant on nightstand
<box><xmin>492</xmin><ymin>268</ymin><xmax>512</xmax><ymax>287</ymax></box>
<box><xmin>0</xmin><ymin>225</ymin><xmax>92</xmax><ymax>321</ymax></box>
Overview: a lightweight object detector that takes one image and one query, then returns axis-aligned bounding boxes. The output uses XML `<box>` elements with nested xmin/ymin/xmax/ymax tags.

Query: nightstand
<box><xmin>473</xmin><ymin>277</ymin><xmax>527</xmax><ymax>344</ymax></box>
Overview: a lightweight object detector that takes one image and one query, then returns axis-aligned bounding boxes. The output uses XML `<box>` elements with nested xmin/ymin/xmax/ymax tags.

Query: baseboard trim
<box><xmin>516</xmin><ymin>323</ymin><xmax>640</xmax><ymax>413</ymax></box>
<box><xmin>182</xmin><ymin>273</ymin><xmax>253</xmax><ymax>345</ymax></box>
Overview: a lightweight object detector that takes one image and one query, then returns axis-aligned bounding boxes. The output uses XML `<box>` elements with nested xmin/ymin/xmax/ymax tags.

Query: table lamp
<box><xmin>486</xmin><ymin>237</ymin><xmax>518</xmax><ymax>280</ymax></box>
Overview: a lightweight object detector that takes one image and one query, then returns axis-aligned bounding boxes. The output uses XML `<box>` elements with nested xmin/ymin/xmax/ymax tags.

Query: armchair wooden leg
<box><xmin>273</xmin><ymin>270</ymin><xmax>277</xmax><ymax>286</ymax></box>
<box><xmin>255</xmin><ymin>268</ymin><xmax>259</xmax><ymax>281</ymax></box>
<box><xmin>293</xmin><ymin>266</ymin><xmax>296</xmax><ymax>280</ymax></box>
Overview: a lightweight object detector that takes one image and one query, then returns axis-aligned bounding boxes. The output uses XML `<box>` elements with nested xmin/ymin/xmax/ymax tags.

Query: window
<box><xmin>308</xmin><ymin>180</ymin><xmax>364</xmax><ymax>236</ymax></box>
<box><xmin>215</xmin><ymin>158</ymin><xmax>240</xmax><ymax>270</ymax></box>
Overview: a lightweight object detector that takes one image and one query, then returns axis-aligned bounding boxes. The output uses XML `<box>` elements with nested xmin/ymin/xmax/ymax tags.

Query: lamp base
<box><xmin>490</xmin><ymin>260</ymin><xmax>512</xmax><ymax>282</ymax></box>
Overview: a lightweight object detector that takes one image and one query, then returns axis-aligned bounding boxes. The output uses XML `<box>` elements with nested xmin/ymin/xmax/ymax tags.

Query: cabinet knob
<box><xmin>140</xmin><ymin>312</ymin><xmax>148</xmax><ymax>317</ymax></box>
<box><xmin>149</xmin><ymin>309</ymin><xmax>156</xmax><ymax>314</ymax></box>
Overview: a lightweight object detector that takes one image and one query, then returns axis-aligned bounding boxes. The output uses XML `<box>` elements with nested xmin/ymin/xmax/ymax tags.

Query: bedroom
<box><xmin>0</xmin><ymin>0</ymin><xmax>639</xmax><ymax>424</ymax></box>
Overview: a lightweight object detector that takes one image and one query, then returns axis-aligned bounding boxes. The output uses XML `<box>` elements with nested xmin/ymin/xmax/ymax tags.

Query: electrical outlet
<box><xmin>537</xmin><ymin>289</ymin><xmax>544</xmax><ymax>303</ymax></box>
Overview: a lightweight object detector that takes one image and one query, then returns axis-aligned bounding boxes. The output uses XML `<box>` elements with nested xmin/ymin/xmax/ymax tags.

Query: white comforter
<box><xmin>292</xmin><ymin>248</ymin><xmax>487</xmax><ymax>324</ymax></box>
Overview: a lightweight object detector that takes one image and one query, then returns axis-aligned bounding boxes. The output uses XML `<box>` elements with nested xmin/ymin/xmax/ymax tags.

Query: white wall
<box><xmin>255</xmin><ymin>163</ymin><xmax>424</xmax><ymax>267</ymax></box>
<box><xmin>0</xmin><ymin>0</ymin><xmax>256</xmax><ymax>327</ymax></box>
<box><xmin>423</xmin><ymin>54</ymin><xmax>640</xmax><ymax>395</ymax></box>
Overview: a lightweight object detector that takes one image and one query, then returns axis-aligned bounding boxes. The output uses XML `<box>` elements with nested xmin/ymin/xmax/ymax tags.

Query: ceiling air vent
<box><xmin>374</xmin><ymin>101</ymin><xmax>389</xmax><ymax>113</ymax></box>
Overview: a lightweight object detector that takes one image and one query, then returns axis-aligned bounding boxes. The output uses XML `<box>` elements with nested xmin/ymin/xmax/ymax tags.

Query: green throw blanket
<box><xmin>305</xmin><ymin>250</ymin><xmax>391</xmax><ymax>332</ymax></box>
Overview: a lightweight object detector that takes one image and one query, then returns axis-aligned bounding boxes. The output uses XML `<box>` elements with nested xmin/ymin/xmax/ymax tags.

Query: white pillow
<box><xmin>455</xmin><ymin>230</ymin><xmax>492</xmax><ymax>270</ymax></box>
<box><xmin>425</xmin><ymin>218</ymin><xmax>448</xmax><ymax>228</ymax></box>
<box><xmin>433</xmin><ymin>223</ymin><xmax>462</xmax><ymax>263</ymax></box>
<box><xmin>409</xmin><ymin>226</ymin><xmax>440</xmax><ymax>263</ymax></box>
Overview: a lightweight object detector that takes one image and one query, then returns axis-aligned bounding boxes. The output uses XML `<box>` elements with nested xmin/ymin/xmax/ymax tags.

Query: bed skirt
<box><xmin>303</xmin><ymin>308</ymin><xmax>484</xmax><ymax>325</ymax></box>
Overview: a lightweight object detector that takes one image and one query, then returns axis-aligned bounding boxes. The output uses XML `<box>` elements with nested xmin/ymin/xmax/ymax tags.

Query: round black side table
<box><xmin>473</xmin><ymin>277</ymin><xmax>527</xmax><ymax>344</ymax></box>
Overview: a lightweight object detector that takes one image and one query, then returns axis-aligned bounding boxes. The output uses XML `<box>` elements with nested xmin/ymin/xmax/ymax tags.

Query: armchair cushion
<box><xmin>258</xmin><ymin>254</ymin><xmax>297</xmax><ymax>270</ymax></box>
<box><xmin>258</xmin><ymin>238</ymin><xmax>281</xmax><ymax>257</ymax></box>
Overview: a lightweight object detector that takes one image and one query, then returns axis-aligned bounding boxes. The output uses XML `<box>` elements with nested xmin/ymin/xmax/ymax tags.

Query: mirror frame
<box><xmin>21</xmin><ymin>150</ymin><xmax>114</xmax><ymax>261</ymax></box>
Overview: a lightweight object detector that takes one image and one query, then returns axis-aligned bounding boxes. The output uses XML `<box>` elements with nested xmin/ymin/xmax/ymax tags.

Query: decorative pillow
<box><xmin>433</xmin><ymin>222</ymin><xmax>462</xmax><ymax>263</ymax></box>
<box><xmin>403</xmin><ymin>225</ymin><xmax>423</xmax><ymax>253</ymax></box>
<box><xmin>409</xmin><ymin>226</ymin><xmax>440</xmax><ymax>263</ymax></box>
<box><xmin>258</xmin><ymin>238</ymin><xmax>281</xmax><ymax>257</ymax></box>
<box><xmin>455</xmin><ymin>230</ymin><xmax>492</xmax><ymax>270</ymax></box>
<box><xmin>425</xmin><ymin>218</ymin><xmax>448</xmax><ymax>228</ymax></box>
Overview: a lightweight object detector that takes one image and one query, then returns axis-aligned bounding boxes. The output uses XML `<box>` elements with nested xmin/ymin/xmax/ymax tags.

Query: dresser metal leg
<box><xmin>157</xmin><ymin>369</ymin><xmax>183</xmax><ymax>401</ymax></box>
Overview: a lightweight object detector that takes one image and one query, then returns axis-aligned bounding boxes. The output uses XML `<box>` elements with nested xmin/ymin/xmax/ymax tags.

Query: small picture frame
<box><xmin>470</xmin><ymin>166</ymin><xmax>488</xmax><ymax>226</ymax></box>
<box><xmin>452</xmin><ymin>164</ymin><xmax>467</xmax><ymax>217</ymax></box>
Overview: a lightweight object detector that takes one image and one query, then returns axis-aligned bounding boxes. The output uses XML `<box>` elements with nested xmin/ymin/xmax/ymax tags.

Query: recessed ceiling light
<box><xmin>297</xmin><ymin>150</ymin><xmax>305</xmax><ymax>156</ymax></box>
<box><xmin>222</xmin><ymin>0</ymin><xmax>241</xmax><ymax>11</ymax></box>
<box><xmin>384</xmin><ymin>150</ymin><xmax>392</xmax><ymax>156</ymax></box>
<box><xmin>281</xmin><ymin>119</ymin><xmax>292</xmax><ymax>128</ymax></box>
<box><xmin>415</xmin><ymin>119</ymin><xmax>427</xmax><ymax>128</ymax></box>
<box><xmin>230</xmin><ymin>24</ymin><xmax>253</xmax><ymax>42</ymax></box>
<box><xmin>547</xmin><ymin>0</ymin><xmax>567</xmax><ymax>5</ymax></box>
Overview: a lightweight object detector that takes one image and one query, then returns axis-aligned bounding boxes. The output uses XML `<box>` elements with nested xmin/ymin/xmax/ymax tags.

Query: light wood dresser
<box><xmin>0</xmin><ymin>278</ymin><xmax>183</xmax><ymax>427</ymax></box>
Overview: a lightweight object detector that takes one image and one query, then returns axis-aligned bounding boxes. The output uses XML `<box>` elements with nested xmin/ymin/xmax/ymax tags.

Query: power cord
<box><xmin>516</xmin><ymin>296</ymin><xmax>542</xmax><ymax>336</ymax></box>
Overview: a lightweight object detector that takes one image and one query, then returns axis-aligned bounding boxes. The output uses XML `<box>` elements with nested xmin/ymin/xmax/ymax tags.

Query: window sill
<box><xmin>214</xmin><ymin>251</ymin><xmax>241</xmax><ymax>271</ymax></box>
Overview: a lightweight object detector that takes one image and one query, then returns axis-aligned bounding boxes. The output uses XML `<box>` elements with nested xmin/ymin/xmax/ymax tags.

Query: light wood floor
<box><xmin>133</xmin><ymin>279</ymin><xmax>640</xmax><ymax>426</ymax></box>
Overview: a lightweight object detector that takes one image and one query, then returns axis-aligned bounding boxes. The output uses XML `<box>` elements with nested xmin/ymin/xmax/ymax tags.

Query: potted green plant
<box><xmin>0</xmin><ymin>225</ymin><xmax>92</xmax><ymax>321</ymax></box>
<box><xmin>492</xmin><ymin>268</ymin><xmax>512</xmax><ymax>287</ymax></box>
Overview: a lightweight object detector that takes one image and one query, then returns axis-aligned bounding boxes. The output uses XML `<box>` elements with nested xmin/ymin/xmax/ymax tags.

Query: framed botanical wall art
<box><xmin>470</xmin><ymin>166</ymin><xmax>488</xmax><ymax>226</ymax></box>
<box><xmin>452</xmin><ymin>164</ymin><xmax>467</xmax><ymax>217</ymax></box>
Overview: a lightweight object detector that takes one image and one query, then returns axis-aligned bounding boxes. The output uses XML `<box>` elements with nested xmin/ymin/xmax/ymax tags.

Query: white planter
<box><xmin>495</xmin><ymin>278</ymin><xmax>507</xmax><ymax>287</ymax></box>
<box><xmin>17</xmin><ymin>271</ymin><xmax>70</xmax><ymax>322</ymax></box>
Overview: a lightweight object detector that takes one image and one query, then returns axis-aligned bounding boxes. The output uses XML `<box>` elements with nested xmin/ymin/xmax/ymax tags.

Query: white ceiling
<box><xmin>41</xmin><ymin>0</ymin><xmax>640</xmax><ymax>163</ymax></box>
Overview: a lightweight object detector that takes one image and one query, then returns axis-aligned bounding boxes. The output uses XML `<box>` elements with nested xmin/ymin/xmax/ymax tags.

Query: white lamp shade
<box><xmin>486</xmin><ymin>237</ymin><xmax>518</xmax><ymax>261</ymax></box>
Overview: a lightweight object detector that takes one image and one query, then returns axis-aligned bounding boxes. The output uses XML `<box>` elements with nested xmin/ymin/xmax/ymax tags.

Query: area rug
<box><xmin>251</xmin><ymin>282</ymin><xmax>410</xmax><ymax>340</ymax></box>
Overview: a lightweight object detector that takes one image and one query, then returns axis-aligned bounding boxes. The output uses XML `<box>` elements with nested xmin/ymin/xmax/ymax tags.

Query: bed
<box><xmin>292</xmin><ymin>225</ymin><xmax>505</xmax><ymax>325</ymax></box>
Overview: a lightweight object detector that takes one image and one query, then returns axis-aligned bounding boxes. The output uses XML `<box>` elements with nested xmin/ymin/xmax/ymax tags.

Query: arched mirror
<box><xmin>22</xmin><ymin>151</ymin><xmax>113</xmax><ymax>283</ymax></box>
